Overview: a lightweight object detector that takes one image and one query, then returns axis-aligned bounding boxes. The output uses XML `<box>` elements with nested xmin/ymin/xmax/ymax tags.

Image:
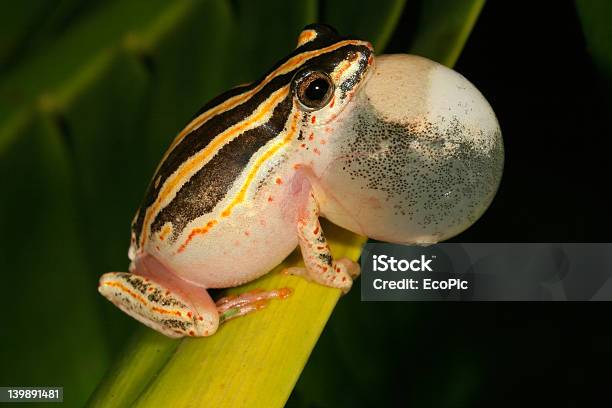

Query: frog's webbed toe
<box><xmin>216</xmin><ymin>288</ymin><xmax>293</xmax><ymax>324</ymax></box>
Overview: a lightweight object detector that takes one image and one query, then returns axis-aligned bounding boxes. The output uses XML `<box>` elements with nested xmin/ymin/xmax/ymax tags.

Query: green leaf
<box><xmin>409</xmin><ymin>0</ymin><xmax>486</xmax><ymax>67</ymax></box>
<box><xmin>87</xmin><ymin>224</ymin><xmax>366</xmax><ymax>407</ymax></box>
<box><xmin>576</xmin><ymin>0</ymin><xmax>612</xmax><ymax>83</ymax></box>
<box><xmin>87</xmin><ymin>330</ymin><xmax>179</xmax><ymax>408</ymax></box>
<box><xmin>0</xmin><ymin>0</ymin><xmax>196</xmax><ymax>153</ymax></box>
<box><xmin>229</xmin><ymin>0</ymin><xmax>318</xmax><ymax>79</ymax></box>
<box><xmin>323</xmin><ymin>0</ymin><xmax>407</xmax><ymax>51</ymax></box>
<box><xmin>288</xmin><ymin>2</ymin><xmax>486</xmax><ymax>406</ymax></box>
<box><xmin>0</xmin><ymin>113</ymin><xmax>109</xmax><ymax>407</ymax></box>
<box><xmin>1</xmin><ymin>1</ymin><xmax>487</xmax><ymax>407</ymax></box>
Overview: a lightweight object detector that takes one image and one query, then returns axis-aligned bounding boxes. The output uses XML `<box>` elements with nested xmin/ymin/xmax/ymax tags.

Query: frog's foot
<box><xmin>288</xmin><ymin>191</ymin><xmax>361</xmax><ymax>293</ymax></box>
<box><xmin>98</xmin><ymin>256</ymin><xmax>219</xmax><ymax>338</ymax></box>
<box><xmin>283</xmin><ymin>258</ymin><xmax>360</xmax><ymax>293</ymax></box>
<box><xmin>216</xmin><ymin>288</ymin><xmax>293</xmax><ymax>324</ymax></box>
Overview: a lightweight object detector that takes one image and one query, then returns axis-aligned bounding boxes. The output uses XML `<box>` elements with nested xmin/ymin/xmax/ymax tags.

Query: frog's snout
<box><xmin>321</xmin><ymin>54</ymin><xmax>504</xmax><ymax>243</ymax></box>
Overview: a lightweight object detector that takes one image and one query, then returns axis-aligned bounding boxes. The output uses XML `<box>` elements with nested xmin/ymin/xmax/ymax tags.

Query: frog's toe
<box><xmin>335</xmin><ymin>258</ymin><xmax>361</xmax><ymax>279</ymax></box>
<box><xmin>216</xmin><ymin>288</ymin><xmax>293</xmax><ymax>324</ymax></box>
<box><xmin>98</xmin><ymin>272</ymin><xmax>218</xmax><ymax>338</ymax></box>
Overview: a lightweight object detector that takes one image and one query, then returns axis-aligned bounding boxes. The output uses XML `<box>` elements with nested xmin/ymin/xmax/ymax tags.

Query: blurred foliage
<box><xmin>576</xmin><ymin>0</ymin><xmax>612</xmax><ymax>84</ymax></box>
<box><xmin>409</xmin><ymin>0</ymin><xmax>486</xmax><ymax>67</ymax></box>
<box><xmin>0</xmin><ymin>0</ymin><xmax>487</xmax><ymax>407</ymax></box>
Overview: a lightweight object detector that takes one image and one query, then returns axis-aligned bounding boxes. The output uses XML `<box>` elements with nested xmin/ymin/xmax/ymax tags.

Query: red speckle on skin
<box><xmin>320</xmin><ymin>139</ymin><xmax>326</xmax><ymax>144</ymax></box>
<box><xmin>368</xmin><ymin>55</ymin><xmax>374</xmax><ymax>65</ymax></box>
<box><xmin>198</xmin><ymin>316</ymin><xmax>204</xmax><ymax>321</ymax></box>
<box><xmin>165</xmin><ymin>290</ymin><xmax>170</xmax><ymax>295</ymax></box>
<box><xmin>313</xmin><ymin>148</ymin><xmax>320</xmax><ymax>155</ymax></box>
<box><xmin>342</xmin><ymin>277</ymin><xmax>347</xmax><ymax>282</ymax></box>
<box><xmin>311</xmin><ymin>116</ymin><xmax>316</xmax><ymax>124</ymax></box>
<box><xmin>187</xmin><ymin>312</ymin><xmax>192</xmax><ymax>317</ymax></box>
<box><xmin>189</xmin><ymin>330</ymin><xmax>195</xmax><ymax>336</ymax></box>
<box><xmin>308</xmin><ymin>133</ymin><xmax>314</xmax><ymax>141</ymax></box>
<box><xmin>300</xmin><ymin>143</ymin><xmax>306</xmax><ymax>148</ymax></box>
<box><xmin>244</xmin><ymin>230</ymin><xmax>250</xmax><ymax>236</ymax></box>
<box><xmin>329</xmin><ymin>97</ymin><xmax>335</xmax><ymax>108</ymax></box>
<box><xmin>268</xmin><ymin>196</ymin><xmax>274</xmax><ymax>202</ymax></box>
<box><xmin>313</xmin><ymin>226</ymin><xmax>319</xmax><ymax>235</ymax></box>
<box><xmin>275</xmin><ymin>177</ymin><xmax>282</xmax><ymax>185</ymax></box>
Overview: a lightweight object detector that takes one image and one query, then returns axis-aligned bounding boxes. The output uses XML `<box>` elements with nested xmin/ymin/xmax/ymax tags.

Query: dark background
<box><xmin>289</xmin><ymin>2</ymin><xmax>612</xmax><ymax>407</ymax></box>
<box><xmin>1</xmin><ymin>0</ymin><xmax>610</xmax><ymax>407</ymax></box>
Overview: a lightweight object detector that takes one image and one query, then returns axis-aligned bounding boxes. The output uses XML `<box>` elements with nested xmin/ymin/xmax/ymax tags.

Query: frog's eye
<box><xmin>294</xmin><ymin>70</ymin><xmax>334</xmax><ymax>111</ymax></box>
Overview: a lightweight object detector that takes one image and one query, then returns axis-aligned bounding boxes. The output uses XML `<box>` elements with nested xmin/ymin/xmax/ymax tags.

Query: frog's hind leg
<box><xmin>285</xmin><ymin>191</ymin><xmax>360</xmax><ymax>293</ymax></box>
<box><xmin>99</xmin><ymin>255</ymin><xmax>219</xmax><ymax>338</ymax></box>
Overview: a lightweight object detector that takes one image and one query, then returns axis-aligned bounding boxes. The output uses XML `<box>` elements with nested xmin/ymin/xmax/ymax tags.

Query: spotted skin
<box><xmin>99</xmin><ymin>25</ymin><xmax>375</xmax><ymax>338</ymax></box>
<box><xmin>286</xmin><ymin>191</ymin><xmax>360</xmax><ymax>293</ymax></box>
<box><xmin>98</xmin><ymin>29</ymin><xmax>503</xmax><ymax>338</ymax></box>
<box><xmin>99</xmin><ymin>272</ymin><xmax>208</xmax><ymax>338</ymax></box>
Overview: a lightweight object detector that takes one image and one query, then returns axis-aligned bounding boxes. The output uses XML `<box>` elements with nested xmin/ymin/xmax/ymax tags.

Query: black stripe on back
<box><xmin>133</xmin><ymin>42</ymin><xmax>370</xmax><ymax>242</ymax></box>
<box><xmin>150</xmin><ymin>94</ymin><xmax>294</xmax><ymax>241</ymax></box>
<box><xmin>185</xmin><ymin>31</ymin><xmax>344</xmax><ymax>121</ymax></box>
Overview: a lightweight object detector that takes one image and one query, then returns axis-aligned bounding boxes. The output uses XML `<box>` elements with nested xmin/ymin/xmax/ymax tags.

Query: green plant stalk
<box><xmin>410</xmin><ymin>0</ymin><xmax>486</xmax><ymax>67</ymax></box>
<box><xmin>83</xmin><ymin>1</ymin><xmax>485</xmax><ymax>406</ymax></box>
<box><xmin>87</xmin><ymin>223</ymin><xmax>365</xmax><ymax>407</ymax></box>
<box><xmin>87</xmin><ymin>330</ymin><xmax>179</xmax><ymax>407</ymax></box>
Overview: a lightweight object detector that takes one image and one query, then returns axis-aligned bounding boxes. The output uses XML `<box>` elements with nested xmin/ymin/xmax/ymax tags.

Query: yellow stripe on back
<box><xmin>140</xmin><ymin>86</ymin><xmax>290</xmax><ymax>248</ymax></box>
<box><xmin>161</xmin><ymin>40</ymin><xmax>364</xmax><ymax>163</ymax></box>
<box><xmin>177</xmin><ymin>108</ymin><xmax>301</xmax><ymax>253</ymax></box>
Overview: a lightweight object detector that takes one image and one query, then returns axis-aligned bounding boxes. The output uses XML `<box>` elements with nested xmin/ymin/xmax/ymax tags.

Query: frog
<box><xmin>99</xmin><ymin>24</ymin><xmax>504</xmax><ymax>338</ymax></box>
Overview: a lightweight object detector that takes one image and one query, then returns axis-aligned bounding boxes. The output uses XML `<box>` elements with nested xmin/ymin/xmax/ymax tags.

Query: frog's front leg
<box><xmin>286</xmin><ymin>191</ymin><xmax>360</xmax><ymax>293</ymax></box>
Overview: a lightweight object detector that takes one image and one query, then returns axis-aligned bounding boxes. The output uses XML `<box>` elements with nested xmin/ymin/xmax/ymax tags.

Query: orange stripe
<box><xmin>162</xmin><ymin>40</ymin><xmax>366</xmax><ymax>159</ymax></box>
<box><xmin>103</xmin><ymin>281</ymin><xmax>146</xmax><ymax>305</ymax></box>
<box><xmin>221</xmin><ymin>110</ymin><xmax>300</xmax><ymax>217</ymax></box>
<box><xmin>104</xmin><ymin>281</ymin><xmax>183</xmax><ymax>316</ymax></box>
<box><xmin>177</xmin><ymin>220</ymin><xmax>217</xmax><ymax>253</ymax></box>
<box><xmin>152</xmin><ymin>306</ymin><xmax>182</xmax><ymax>317</ymax></box>
<box><xmin>178</xmin><ymin>110</ymin><xmax>301</xmax><ymax>252</ymax></box>
<box><xmin>140</xmin><ymin>86</ymin><xmax>289</xmax><ymax>248</ymax></box>
<box><xmin>297</xmin><ymin>29</ymin><xmax>317</xmax><ymax>47</ymax></box>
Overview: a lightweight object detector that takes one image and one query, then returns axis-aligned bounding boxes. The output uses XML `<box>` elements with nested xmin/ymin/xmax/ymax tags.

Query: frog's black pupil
<box><xmin>305</xmin><ymin>78</ymin><xmax>329</xmax><ymax>102</ymax></box>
